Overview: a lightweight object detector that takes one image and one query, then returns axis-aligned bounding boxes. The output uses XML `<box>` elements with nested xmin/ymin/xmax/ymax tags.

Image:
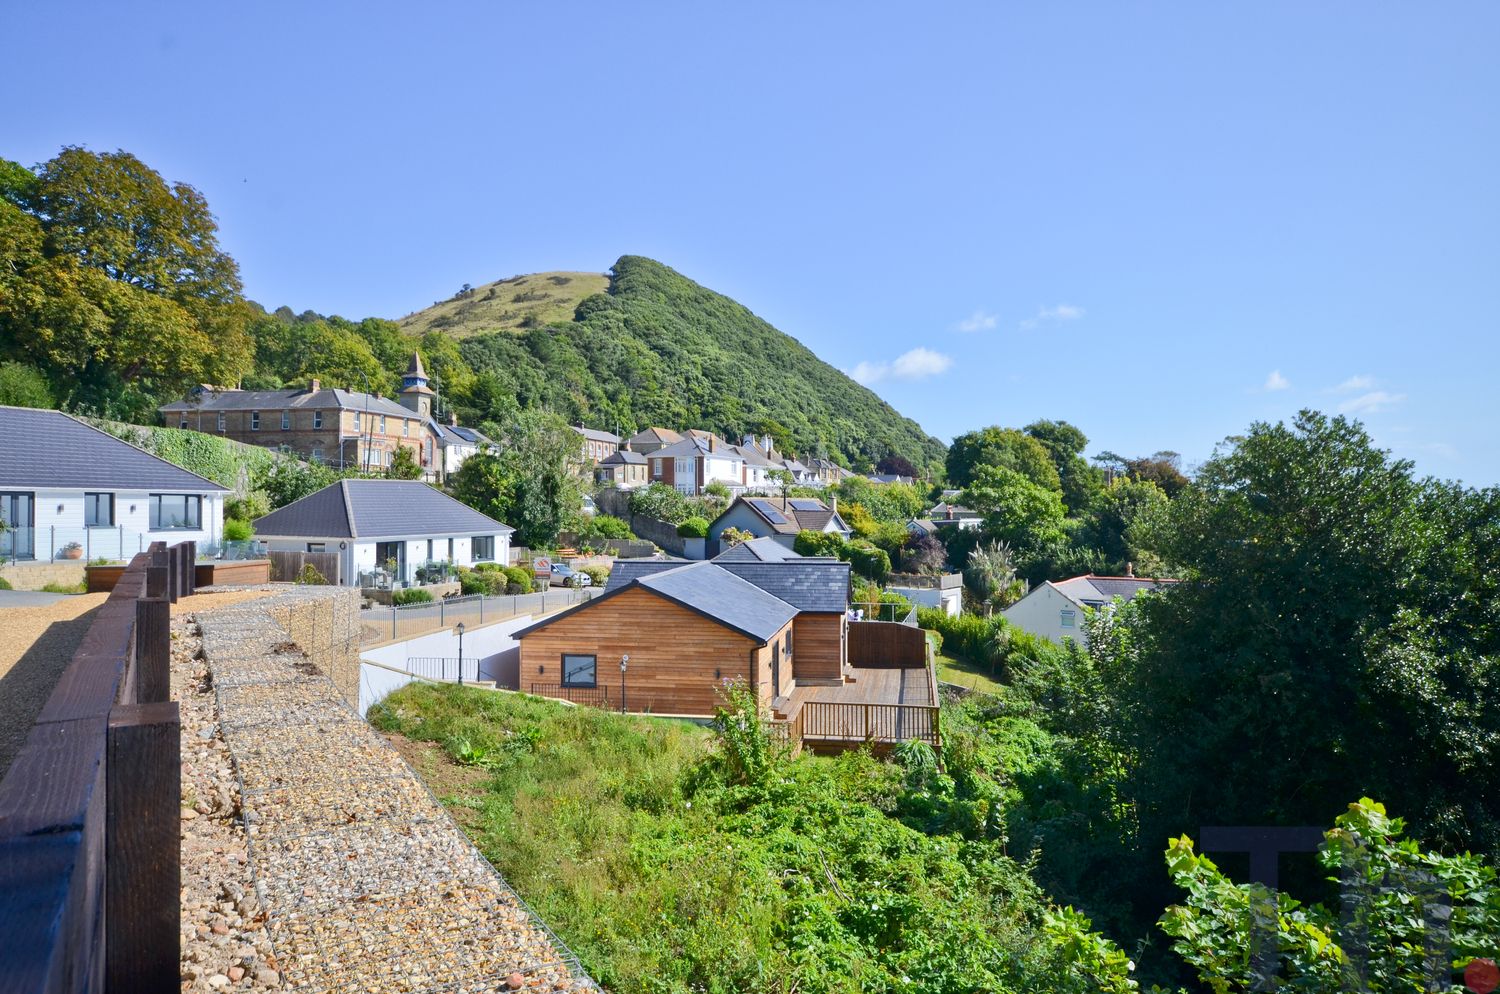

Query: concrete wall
<box><xmin>357</xmin><ymin>613</ymin><xmax>539</xmax><ymax>716</ymax></box>
<box><xmin>1001</xmin><ymin>582</ymin><xmax>1085</xmax><ymax>646</ymax></box>
<box><xmin>889</xmin><ymin>583</ymin><xmax>963</xmax><ymax>617</ymax></box>
<box><xmin>593</xmin><ymin>488</ymin><xmax>687</xmax><ymax>556</ymax></box>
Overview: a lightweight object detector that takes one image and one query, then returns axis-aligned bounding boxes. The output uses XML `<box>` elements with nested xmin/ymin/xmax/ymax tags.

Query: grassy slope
<box><xmin>438</xmin><ymin>256</ymin><xmax>947</xmax><ymax>473</ymax></box>
<box><xmin>369</xmin><ymin>682</ymin><xmax>1076</xmax><ymax>994</ymax></box>
<box><xmin>397</xmin><ymin>271</ymin><xmax>609</xmax><ymax>339</ymax></box>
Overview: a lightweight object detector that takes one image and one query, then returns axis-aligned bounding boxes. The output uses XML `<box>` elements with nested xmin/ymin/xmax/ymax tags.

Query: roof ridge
<box><xmin>340</xmin><ymin>478</ymin><xmax>357</xmax><ymax>538</ymax></box>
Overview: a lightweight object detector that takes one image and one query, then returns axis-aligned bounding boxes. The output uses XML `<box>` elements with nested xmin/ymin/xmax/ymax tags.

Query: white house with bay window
<box><xmin>0</xmin><ymin>406</ymin><xmax>228</xmax><ymax>563</ymax></box>
<box><xmin>252</xmin><ymin>479</ymin><xmax>513</xmax><ymax>588</ymax></box>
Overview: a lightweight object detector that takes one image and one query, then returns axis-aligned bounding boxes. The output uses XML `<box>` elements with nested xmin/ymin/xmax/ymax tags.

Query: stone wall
<box><xmin>265</xmin><ymin>587</ymin><xmax>363</xmax><ymax>706</ymax></box>
<box><xmin>593</xmin><ymin>488</ymin><xmax>687</xmax><ymax>556</ymax></box>
<box><xmin>0</xmin><ymin>560</ymin><xmax>86</xmax><ymax>590</ymax></box>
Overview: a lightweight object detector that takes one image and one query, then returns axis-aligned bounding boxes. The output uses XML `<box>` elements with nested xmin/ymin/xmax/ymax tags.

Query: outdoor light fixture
<box><xmin>455</xmin><ymin>622</ymin><xmax>466</xmax><ymax>686</ymax></box>
<box><xmin>619</xmin><ymin>654</ymin><xmax>629</xmax><ymax>714</ymax></box>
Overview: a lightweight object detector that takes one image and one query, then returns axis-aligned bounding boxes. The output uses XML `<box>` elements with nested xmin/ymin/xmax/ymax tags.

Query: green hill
<box><xmin>398</xmin><ymin>271</ymin><xmax>609</xmax><ymax>338</ymax></box>
<box><xmin>425</xmin><ymin>256</ymin><xmax>946</xmax><ymax>473</ymax></box>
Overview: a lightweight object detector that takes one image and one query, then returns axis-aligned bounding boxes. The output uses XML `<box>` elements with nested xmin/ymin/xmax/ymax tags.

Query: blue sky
<box><xmin>4</xmin><ymin>2</ymin><xmax>1497</xmax><ymax>484</ymax></box>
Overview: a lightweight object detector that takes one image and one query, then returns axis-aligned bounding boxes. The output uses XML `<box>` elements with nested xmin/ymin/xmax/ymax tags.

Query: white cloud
<box><xmin>1338</xmin><ymin>390</ymin><xmax>1406</xmax><ymax>415</ymax></box>
<box><xmin>1334</xmin><ymin>374</ymin><xmax>1376</xmax><ymax>392</ymax></box>
<box><xmin>1263</xmin><ymin>370</ymin><xmax>1290</xmax><ymax>391</ymax></box>
<box><xmin>1020</xmin><ymin>303</ymin><xmax>1085</xmax><ymax>330</ymax></box>
<box><xmin>956</xmin><ymin>310</ymin><xmax>998</xmax><ymax>333</ymax></box>
<box><xmin>848</xmin><ymin>347</ymin><xmax>954</xmax><ymax>385</ymax></box>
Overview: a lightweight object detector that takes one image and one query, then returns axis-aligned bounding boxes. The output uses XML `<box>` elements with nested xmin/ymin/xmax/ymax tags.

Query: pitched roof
<box><xmin>868</xmin><ymin>474</ymin><xmax>913</xmax><ymax>485</ymax></box>
<box><xmin>601</xmin><ymin>450</ymin><xmax>647</xmax><ymax>465</ymax></box>
<box><xmin>405</xmin><ymin>352</ymin><xmax>427</xmax><ymax>378</ymax></box>
<box><xmin>652</xmin><ymin>436</ymin><xmax>745</xmax><ymax>462</ymax></box>
<box><xmin>521</xmin><ymin>561</ymin><xmax>795</xmax><ymax>643</ymax></box>
<box><xmin>253</xmin><ymin>479</ymin><xmax>513</xmax><ymax>539</ymax></box>
<box><xmin>714</xmin><ymin>496</ymin><xmax>844</xmax><ymax>536</ymax></box>
<box><xmin>160</xmin><ymin>386</ymin><xmax>417</xmax><ymax>419</ymax></box>
<box><xmin>713</xmin><ymin>537</ymin><xmax>802</xmax><ymax>562</ymax></box>
<box><xmin>927</xmin><ymin>502</ymin><xmax>981</xmax><ymax>519</ymax></box>
<box><xmin>626</xmin><ymin>427</ymin><xmax>681</xmax><ymax>448</ymax></box>
<box><xmin>572</xmin><ymin>425</ymin><xmax>621</xmax><ymax>444</ymax></box>
<box><xmin>731</xmin><ymin>443</ymin><xmax>778</xmax><ymax>468</ymax></box>
<box><xmin>714</xmin><ymin>559</ymin><xmax>850</xmax><ymax>613</ymax></box>
<box><xmin>605</xmin><ymin>557</ymin><xmax>692</xmax><ymax>591</ymax></box>
<box><xmin>1051</xmin><ymin>574</ymin><xmax>1178</xmax><ymax>606</ymax></box>
<box><xmin>0</xmin><ymin>408</ymin><xmax>230</xmax><ymax>492</ymax></box>
<box><xmin>428</xmin><ymin>420</ymin><xmax>488</xmax><ymax>446</ymax></box>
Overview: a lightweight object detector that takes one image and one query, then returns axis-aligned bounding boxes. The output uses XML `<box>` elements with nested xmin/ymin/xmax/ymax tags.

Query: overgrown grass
<box><xmin>369</xmin><ymin>683</ymin><xmax>1131</xmax><ymax>994</ymax></box>
<box><xmin>398</xmin><ymin>271</ymin><xmax>609</xmax><ymax>339</ymax></box>
<box><xmin>932</xmin><ymin>650</ymin><xmax>1008</xmax><ymax>696</ymax></box>
<box><xmin>40</xmin><ymin>580</ymin><xmax>88</xmax><ymax>594</ymax></box>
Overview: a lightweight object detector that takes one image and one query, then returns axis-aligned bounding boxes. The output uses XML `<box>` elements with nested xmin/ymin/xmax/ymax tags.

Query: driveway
<box><xmin>0</xmin><ymin>590</ymin><xmax>73</xmax><ymax>608</ymax></box>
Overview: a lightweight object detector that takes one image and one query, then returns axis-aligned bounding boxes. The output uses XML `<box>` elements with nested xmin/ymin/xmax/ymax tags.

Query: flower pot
<box><xmin>62</xmin><ymin>548</ymin><xmax>83</xmax><ymax>560</ymax></box>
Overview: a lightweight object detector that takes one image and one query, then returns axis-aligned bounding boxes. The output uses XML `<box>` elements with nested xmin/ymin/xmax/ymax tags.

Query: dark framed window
<box><xmin>313</xmin><ymin>411</ymin><xmax>323</xmax><ymax>429</ymax></box>
<box><xmin>307</xmin><ymin>542</ymin><xmax>325</xmax><ymax>553</ymax></box>
<box><xmin>472</xmin><ymin>535</ymin><xmax>495</xmax><ymax>561</ymax></box>
<box><xmin>561</xmin><ymin>654</ymin><xmax>597</xmax><ymax>687</ymax></box>
<box><xmin>784</xmin><ymin>629</ymin><xmax>792</xmax><ymax>658</ymax></box>
<box><xmin>250</xmin><ymin>411</ymin><xmax>260</xmax><ymax>431</ymax></box>
<box><xmin>84</xmin><ymin>492</ymin><xmax>114</xmax><ymax>527</ymax></box>
<box><xmin>281</xmin><ymin>410</ymin><xmax>291</xmax><ymax>430</ymax></box>
<box><xmin>150</xmin><ymin>494</ymin><xmax>202</xmax><ymax>530</ymax></box>
<box><xmin>217</xmin><ymin>412</ymin><xmax>226</xmax><ymax>432</ymax></box>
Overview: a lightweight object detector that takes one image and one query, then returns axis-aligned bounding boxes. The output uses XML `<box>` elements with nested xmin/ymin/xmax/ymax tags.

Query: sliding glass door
<box><xmin>0</xmin><ymin>492</ymin><xmax>35</xmax><ymax>560</ymax></box>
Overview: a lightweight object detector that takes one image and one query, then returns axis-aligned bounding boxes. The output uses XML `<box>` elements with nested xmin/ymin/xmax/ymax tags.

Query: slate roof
<box><xmin>253</xmin><ymin>479</ymin><xmax>513</xmax><ymax>539</ymax></box>
<box><xmin>1052</xmin><ymin>574</ymin><xmax>1178</xmax><ymax>607</ymax></box>
<box><xmin>521</xmin><ymin>561</ymin><xmax>796</xmax><ymax>643</ymax></box>
<box><xmin>160</xmin><ymin>386</ymin><xmax>416</xmax><ymax>420</ymax></box>
<box><xmin>626</xmin><ymin>427</ymin><xmax>681</xmax><ymax>448</ymax></box>
<box><xmin>0</xmin><ymin>407</ymin><xmax>230</xmax><ymax>492</ymax></box>
<box><xmin>731</xmin><ymin>443</ymin><xmax>778</xmax><ymax>468</ymax></box>
<box><xmin>429</xmin><ymin>420</ymin><xmax>488</xmax><ymax>447</ymax></box>
<box><xmin>927</xmin><ymin>502</ymin><xmax>981</xmax><ymax>520</ymax></box>
<box><xmin>713</xmin><ymin>496</ymin><xmax>846</xmax><ymax>536</ymax></box>
<box><xmin>713</xmin><ymin>537</ymin><xmax>802</xmax><ymax>563</ymax></box>
<box><xmin>601</xmin><ymin>450</ymin><xmax>647</xmax><ymax>465</ymax></box>
<box><xmin>714</xmin><ymin>560</ymin><xmax>850</xmax><ymax>613</ymax></box>
<box><xmin>572</xmin><ymin>426</ymin><xmax>621</xmax><ymax>444</ymax></box>
<box><xmin>605</xmin><ymin>557</ymin><xmax>692</xmax><ymax>592</ymax></box>
<box><xmin>651</xmin><ymin>436</ymin><xmax>744</xmax><ymax>462</ymax></box>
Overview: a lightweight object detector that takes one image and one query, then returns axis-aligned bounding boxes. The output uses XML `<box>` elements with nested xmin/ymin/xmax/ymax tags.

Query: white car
<box><xmin>549</xmin><ymin>563</ymin><xmax>592</xmax><ymax>588</ymax></box>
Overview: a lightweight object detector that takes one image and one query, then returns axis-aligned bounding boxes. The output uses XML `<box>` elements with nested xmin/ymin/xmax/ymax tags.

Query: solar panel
<box><xmin>748</xmin><ymin>499</ymin><xmax>787</xmax><ymax>524</ymax></box>
<box><xmin>788</xmin><ymin>499</ymin><xmax>825</xmax><ymax>511</ymax></box>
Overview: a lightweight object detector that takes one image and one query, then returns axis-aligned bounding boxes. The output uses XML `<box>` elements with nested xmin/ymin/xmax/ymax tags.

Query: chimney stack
<box><xmin>309</xmin><ymin>378</ymin><xmax>321</xmax><ymax>392</ymax></box>
<box><xmin>450</xmin><ymin>412</ymin><xmax>458</xmax><ymax>426</ymax></box>
<box><xmin>1126</xmin><ymin>561</ymin><xmax>1135</xmax><ymax>578</ymax></box>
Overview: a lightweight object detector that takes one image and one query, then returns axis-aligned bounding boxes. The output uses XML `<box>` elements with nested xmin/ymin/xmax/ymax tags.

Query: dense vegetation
<box><xmin>396</xmin><ymin>271</ymin><xmax>609</xmax><ymax>338</ymax></box>
<box><xmin>371</xmin><ymin>682</ymin><xmax>1139</xmax><ymax>994</ymax></box>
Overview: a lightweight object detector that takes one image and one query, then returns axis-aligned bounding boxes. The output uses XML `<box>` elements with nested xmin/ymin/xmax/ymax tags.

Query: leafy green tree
<box><xmin>964</xmin><ymin>540</ymin><xmax>1024</xmax><ymax>607</ymax></box>
<box><xmin>449</xmin><ymin>410</ymin><xmax>580</xmax><ymax>548</ymax></box>
<box><xmin>387</xmin><ymin>445</ymin><xmax>423</xmax><ymax>480</ymax></box>
<box><xmin>1076</xmin><ymin>477</ymin><xmax>1170</xmax><ymax>574</ymax></box>
<box><xmin>0</xmin><ymin>361</ymin><xmax>53</xmax><ymax>407</ymax></box>
<box><xmin>1026</xmin><ymin>419</ymin><xmax>1104</xmax><ymax>513</ymax></box>
<box><xmin>253</xmin><ymin>458</ymin><xmax>341</xmax><ymax>509</ymax></box>
<box><xmin>962</xmin><ymin>466</ymin><xmax>1069</xmax><ymax>556</ymax></box>
<box><xmin>1125</xmin><ymin>451</ymin><xmax>1189</xmax><ymax>497</ymax></box>
<box><xmin>1161</xmin><ymin>799</ymin><xmax>1499</xmax><ymax>994</ymax></box>
<box><xmin>946</xmin><ymin>426</ymin><xmax>1062</xmax><ymax>491</ymax></box>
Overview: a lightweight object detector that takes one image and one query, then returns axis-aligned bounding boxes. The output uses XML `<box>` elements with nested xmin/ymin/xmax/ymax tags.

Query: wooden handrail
<box><xmin>0</xmin><ymin>540</ymin><xmax>192</xmax><ymax>993</ymax></box>
<box><xmin>797</xmin><ymin>701</ymin><xmax>940</xmax><ymax>746</ymax></box>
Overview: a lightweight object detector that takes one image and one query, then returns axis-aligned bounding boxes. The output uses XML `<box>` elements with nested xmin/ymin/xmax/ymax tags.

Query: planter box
<box><xmin>85</xmin><ymin>563</ymin><xmax>128</xmax><ymax>593</ymax></box>
<box><xmin>195</xmin><ymin>560</ymin><xmax>271</xmax><ymax>587</ymax></box>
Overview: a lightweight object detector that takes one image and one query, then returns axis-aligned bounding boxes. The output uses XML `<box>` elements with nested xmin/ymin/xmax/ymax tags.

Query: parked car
<box><xmin>549</xmin><ymin>562</ymin><xmax>592</xmax><ymax>587</ymax></box>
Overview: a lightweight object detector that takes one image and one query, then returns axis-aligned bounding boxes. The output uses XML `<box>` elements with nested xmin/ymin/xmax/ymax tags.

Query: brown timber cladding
<box><xmin>518</xmin><ymin>587</ymin><xmax>792</xmax><ymax>715</ymax></box>
<box><xmin>791</xmin><ymin>613</ymin><xmax>846</xmax><ymax>681</ymax></box>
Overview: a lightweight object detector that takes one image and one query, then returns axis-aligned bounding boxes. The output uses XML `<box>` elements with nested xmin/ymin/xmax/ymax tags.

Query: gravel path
<box><xmin>0</xmin><ymin>592</ymin><xmax>109</xmax><ymax>781</ymax></box>
<box><xmin>191</xmin><ymin>588</ymin><xmax>594</xmax><ymax>994</ymax></box>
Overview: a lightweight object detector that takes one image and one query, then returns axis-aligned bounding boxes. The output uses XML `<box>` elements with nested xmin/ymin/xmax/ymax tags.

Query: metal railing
<box><xmin>529</xmin><ymin>683</ymin><xmax>611</xmax><ymax>708</ymax></box>
<box><xmin>361</xmin><ymin>587</ymin><xmax>602</xmax><ymax>645</ymax></box>
<box><xmin>404</xmin><ymin>656</ymin><xmax>483</xmax><ymax>684</ymax></box>
<box><xmin>850</xmin><ymin>601</ymin><xmax>918</xmax><ymax>623</ymax></box>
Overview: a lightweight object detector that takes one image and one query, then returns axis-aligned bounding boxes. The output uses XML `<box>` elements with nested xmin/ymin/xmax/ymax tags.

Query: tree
<box><xmin>387</xmin><ymin>446</ymin><xmax>423</xmax><ymax>480</ymax></box>
<box><xmin>0</xmin><ymin>361</ymin><xmax>53</xmax><ymax>408</ymax></box>
<box><xmin>449</xmin><ymin>410</ymin><xmax>580</xmax><ymax>548</ymax></box>
<box><xmin>901</xmin><ymin>532</ymin><xmax>947</xmax><ymax>574</ymax></box>
<box><xmin>964</xmin><ymin>540</ymin><xmax>1024</xmax><ymax>607</ymax></box>
<box><xmin>946</xmin><ymin>426</ymin><xmax>1062</xmax><ymax>492</ymax></box>
<box><xmin>1026</xmin><ymin>419</ymin><xmax>1104</xmax><ymax>513</ymax></box>
<box><xmin>1125</xmin><ymin>451</ymin><xmax>1189</xmax><ymax>497</ymax></box>
<box><xmin>962</xmin><ymin>466</ymin><xmax>1069</xmax><ymax>556</ymax></box>
<box><xmin>876</xmin><ymin>453</ymin><xmax>918</xmax><ymax>479</ymax></box>
<box><xmin>254</xmin><ymin>458</ymin><xmax>340</xmax><ymax>509</ymax></box>
<box><xmin>1076</xmin><ymin>477</ymin><xmax>1170</xmax><ymax>574</ymax></box>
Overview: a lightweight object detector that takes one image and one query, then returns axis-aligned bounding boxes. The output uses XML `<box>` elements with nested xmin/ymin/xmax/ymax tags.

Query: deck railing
<box><xmin>529</xmin><ymin>683</ymin><xmax>612</xmax><ymax>709</ymax></box>
<box><xmin>798</xmin><ymin>701</ymin><xmax>940</xmax><ymax>746</ymax></box>
<box><xmin>0</xmin><ymin>539</ymin><xmax>197</xmax><ymax>992</ymax></box>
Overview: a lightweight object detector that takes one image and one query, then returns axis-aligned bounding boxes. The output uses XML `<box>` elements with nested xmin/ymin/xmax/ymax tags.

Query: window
<box><xmin>313</xmin><ymin>411</ymin><xmax>323</xmax><ymax>429</ymax></box>
<box><xmin>150</xmin><ymin>494</ymin><xmax>201</xmax><ymax>530</ymax></box>
<box><xmin>281</xmin><ymin>410</ymin><xmax>290</xmax><ymax>430</ymax></box>
<box><xmin>307</xmin><ymin>542</ymin><xmax>325</xmax><ymax>553</ymax></box>
<box><xmin>1060</xmin><ymin>610</ymin><xmax>1076</xmax><ymax>629</ymax></box>
<box><xmin>250</xmin><ymin>411</ymin><xmax>260</xmax><ymax>431</ymax></box>
<box><xmin>353</xmin><ymin>411</ymin><xmax>361</xmax><ymax>431</ymax></box>
<box><xmin>84</xmin><ymin>492</ymin><xmax>114</xmax><ymax>527</ymax></box>
<box><xmin>378</xmin><ymin>415</ymin><xmax>386</xmax><ymax>434</ymax></box>
<box><xmin>217</xmin><ymin>412</ymin><xmax>226</xmax><ymax>432</ymax></box>
<box><xmin>402</xmin><ymin>420</ymin><xmax>409</xmax><ymax>437</ymax></box>
<box><xmin>472</xmin><ymin>535</ymin><xmax>495</xmax><ymax>561</ymax></box>
<box><xmin>562</xmin><ymin>654</ymin><xmax>597</xmax><ymax>688</ymax></box>
<box><xmin>784</xmin><ymin>629</ymin><xmax>793</xmax><ymax>658</ymax></box>
<box><xmin>311</xmin><ymin>446</ymin><xmax>324</xmax><ymax>463</ymax></box>
<box><xmin>179</xmin><ymin>417</ymin><xmax>189</xmax><ymax>429</ymax></box>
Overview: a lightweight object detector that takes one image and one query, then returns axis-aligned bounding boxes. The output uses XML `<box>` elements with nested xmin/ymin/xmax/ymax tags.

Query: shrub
<box><xmin>502</xmin><ymin>565</ymin><xmax>533</xmax><ymax>594</ymax></box>
<box><xmin>676</xmin><ymin>516</ymin><xmax>710</xmax><ymax>538</ymax></box>
<box><xmin>457</xmin><ymin>566</ymin><xmax>501</xmax><ymax>596</ymax></box>
<box><xmin>846</xmin><ymin>541</ymin><xmax>891</xmax><ymax>583</ymax></box>
<box><xmin>295</xmin><ymin>563</ymin><xmax>328</xmax><ymax>585</ymax></box>
<box><xmin>41</xmin><ymin>581</ymin><xmax>87</xmax><ymax>594</ymax></box>
<box><xmin>628</xmin><ymin>483</ymin><xmax>690</xmax><ymax>524</ymax></box>
<box><xmin>579</xmin><ymin>565</ymin><xmax>610</xmax><ymax>588</ymax></box>
<box><xmin>474</xmin><ymin>561</ymin><xmax>506</xmax><ymax>573</ymax></box>
<box><xmin>392</xmin><ymin>588</ymin><xmax>434</xmax><ymax>605</ymax></box>
<box><xmin>223</xmin><ymin>518</ymin><xmax>253</xmax><ymax>542</ymax></box>
<box><xmin>0</xmin><ymin>576</ymin><xmax>12</xmax><ymax>590</ymax></box>
<box><xmin>579</xmin><ymin>514</ymin><xmax>633</xmax><ymax>540</ymax></box>
<box><xmin>792</xmin><ymin>529</ymin><xmax>845</xmax><ymax>558</ymax></box>
<box><xmin>225</xmin><ymin>490</ymin><xmax>271</xmax><ymax>522</ymax></box>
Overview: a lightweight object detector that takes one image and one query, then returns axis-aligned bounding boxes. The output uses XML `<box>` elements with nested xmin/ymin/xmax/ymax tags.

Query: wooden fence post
<box><xmin>146</xmin><ymin>564</ymin><xmax>168</xmax><ymax>599</ymax></box>
<box><xmin>106</xmin><ymin>700</ymin><xmax>180</xmax><ymax>992</ymax></box>
<box><xmin>164</xmin><ymin>546</ymin><xmax>179</xmax><ymax>605</ymax></box>
<box><xmin>134</xmin><ymin>597</ymin><xmax>171</xmax><ymax>705</ymax></box>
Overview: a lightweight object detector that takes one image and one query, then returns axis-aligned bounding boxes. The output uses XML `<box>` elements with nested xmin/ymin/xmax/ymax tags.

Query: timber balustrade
<box><xmin>798</xmin><ymin>701</ymin><xmax>940</xmax><ymax>746</ymax></box>
<box><xmin>0</xmin><ymin>540</ymin><xmax>196</xmax><ymax>993</ymax></box>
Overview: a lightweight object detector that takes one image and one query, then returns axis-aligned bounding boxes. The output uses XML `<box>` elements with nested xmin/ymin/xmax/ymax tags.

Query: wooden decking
<box><xmin>776</xmin><ymin>662</ymin><xmax>941</xmax><ymax>752</ymax></box>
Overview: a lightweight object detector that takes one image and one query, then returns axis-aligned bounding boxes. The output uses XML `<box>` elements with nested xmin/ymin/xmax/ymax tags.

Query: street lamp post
<box><xmin>356</xmin><ymin>371</ymin><xmax>373</xmax><ymax>475</ymax></box>
<box><xmin>619</xmin><ymin>654</ymin><xmax>629</xmax><ymax>714</ymax></box>
<box><xmin>456</xmin><ymin>622</ymin><xmax>466</xmax><ymax>685</ymax></box>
